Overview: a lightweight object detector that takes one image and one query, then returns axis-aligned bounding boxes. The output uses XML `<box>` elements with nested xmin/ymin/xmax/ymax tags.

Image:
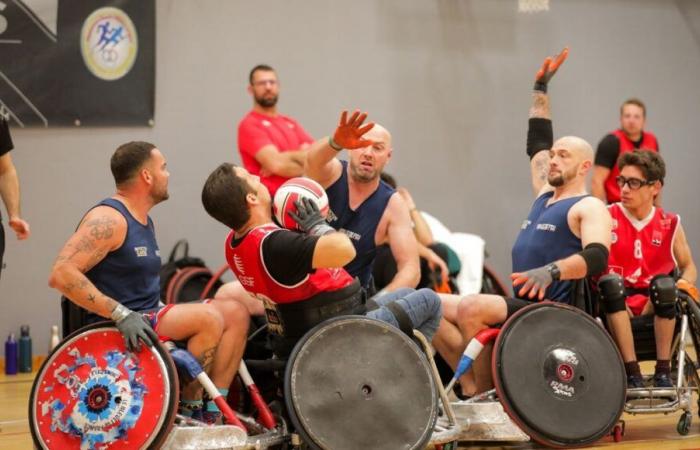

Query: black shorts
<box><xmin>504</xmin><ymin>296</ymin><xmax>535</xmax><ymax>319</ymax></box>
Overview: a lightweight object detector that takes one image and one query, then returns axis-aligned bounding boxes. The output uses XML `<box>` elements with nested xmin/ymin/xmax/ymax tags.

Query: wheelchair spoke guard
<box><xmin>284</xmin><ymin>316</ymin><xmax>437</xmax><ymax>450</ymax></box>
<box><xmin>493</xmin><ymin>303</ymin><xmax>626</xmax><ymax>448</ymax></box>
<box><xmin>30</xmin><ymin>322</ymin><xmax>178</xmax><ymax>450</ymax></box>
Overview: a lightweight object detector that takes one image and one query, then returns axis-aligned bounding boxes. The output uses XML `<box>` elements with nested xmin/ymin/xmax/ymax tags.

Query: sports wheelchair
<box><xmin>31</xmin><ymin>298</ymin><xmax>627</xmax><ymax>449</ymax></box>
<box><xmin>597</xmin><ymin>273</ymin><xmax>700</xmax><ymax>439</ymax></box>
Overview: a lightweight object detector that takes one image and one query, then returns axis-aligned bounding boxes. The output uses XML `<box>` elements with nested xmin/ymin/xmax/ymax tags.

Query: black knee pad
<box><xmin>597</xmin><ymin>274</ymin><xmax>626</xmax><ymax>314</ymax></box>
<box><xmin>650</xmin><ymin>275</ymin><xmax>678</xmax><ymax>319</ymax></box>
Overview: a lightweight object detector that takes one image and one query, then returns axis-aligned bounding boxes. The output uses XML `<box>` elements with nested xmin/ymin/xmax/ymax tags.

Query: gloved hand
<box><xmin>330</xmin><ymin>110</ymin><xmax>376</xmax><ymax>151</ymax></box>
<box><xmin>113</xmin><ymin>307</ymin><xmax>159</xmax><ymax>352</ymax></box>
<box><xmin>534</xmin><ymin>47</ymin><xmax>569</xmax><ymax>93</ymax></box>
<box><xmin>289</xmin><ymin>197</ymin><xmax>335</xmax><ymax>236</ymax></box>
<box><xmin>677</xmin><ymin>279</ymin><xmax>699</xmax><ymax>302</ymax></box>
<box><xmin>511</xmin><ymin>264</ymin><xmax>557</xmax><ymax>300</ymax></box>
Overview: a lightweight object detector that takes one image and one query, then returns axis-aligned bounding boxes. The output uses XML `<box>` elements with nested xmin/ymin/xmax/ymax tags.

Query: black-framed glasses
<box><xmin>615</xmin><ymin>175</ymin><xmax>655</xmax><ymax>190</ymax></box>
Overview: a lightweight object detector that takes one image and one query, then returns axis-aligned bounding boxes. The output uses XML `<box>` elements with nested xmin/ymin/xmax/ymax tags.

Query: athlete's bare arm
<box><xmin>591</xmin><ymin>166</ymin><xmax>610</xmax><ymax>202</ymax></box>
<box><xmin>305</xmin><ymin>110</ymin><xmax>375</xmax><ymax>188</ymax></box>
<box><xmin>673</xmin><ymin>223</ymin><xmax>697</xmax><ymax>284</ymax></box>
<box><xmin>312</xmin><ymin>232</ymin><xmax>357</xmax><ymax>269</ymax></box>
<box><xmin>378</xmin><ymin>193</ymin><xmax>420</xmax><ymax>291</ymax></box>
<box><xmin>49</xmin><ymin>206</ymin><xmax>125</xmax><ymax>318</ymax></box>
<box><xmin>527</xmin><ymin>48</ymin><xmax>568</xmax><ymax>197</ymax></box>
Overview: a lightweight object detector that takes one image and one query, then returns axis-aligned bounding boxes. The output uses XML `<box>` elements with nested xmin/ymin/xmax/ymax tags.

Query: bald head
<box><xmin>364</xmin><ymin>123</ymin><xmax>392</xmax><ymax>150</ymax></box>
<box><xmin>552</xmin><ymin>136</ymin><xmax>594</xmax><ymax>163</ymax></box>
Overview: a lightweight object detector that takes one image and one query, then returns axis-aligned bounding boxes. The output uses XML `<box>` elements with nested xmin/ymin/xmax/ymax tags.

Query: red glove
<box><xmin>677</xmin><ymin>279</ymin><xmax>699</xmax><ymax>302</ymax></box>
<box><xmin>534</xmin><ymin>47</ymin><xmax>569</xmax><ymax>92</ymax></box>
<box><xmin>330</xmin><ymin>110</ymin><xmax>375</xmax><ymax>150</ymax></box>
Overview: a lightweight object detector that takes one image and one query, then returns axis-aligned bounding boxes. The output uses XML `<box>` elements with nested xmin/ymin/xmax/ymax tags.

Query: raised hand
<box><xmin>331</xmin><ymin>110</ymin><xmax>375</xmax><ymax>150</ymax></box>
<box><xmin>534</xmin><ymin>47</ymin><xmax>569</xmax><ymax>93</ymax></box>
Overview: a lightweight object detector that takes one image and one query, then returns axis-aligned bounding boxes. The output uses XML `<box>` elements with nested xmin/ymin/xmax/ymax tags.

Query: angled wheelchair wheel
<box><xmin>481</xmin><ymin>263</ymin><xmax>509</xmax><ymax>296</ymax></box>
<box><xmin>493</xmin><ymin>302</ymin><xmax>626</xmax><ymax>448</ymax></box>
<box><xmin>29</xmin><ymin>322</ymin><xmax>178</xmax><ymax>450</ymax></box>
<box><xmin>284</xmin><ymin>316</ymin><xmax>437</xmax><ymax>450</ymax></box>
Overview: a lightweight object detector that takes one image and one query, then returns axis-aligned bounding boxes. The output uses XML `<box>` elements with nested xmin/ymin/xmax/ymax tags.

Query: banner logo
<box><xmin>81</xmin><ymin>7</ymin><xmax>138</xmax><ymax>81</ymax></box>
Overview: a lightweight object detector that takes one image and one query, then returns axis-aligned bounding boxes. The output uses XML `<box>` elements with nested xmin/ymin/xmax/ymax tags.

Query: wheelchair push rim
<box><xmin>29</xmin><ymin>321</ymin><xmax>179</xmax><ymax>450</ymax></box>
<box><xmin>493</xmin><ymin>302</ymin><xmax>626</xmax><ymax>448</ymax></box>
<box><xmin>284</xmin><ymin>315</ymin><xmax>438</xmax><ymax>450</ymax></box>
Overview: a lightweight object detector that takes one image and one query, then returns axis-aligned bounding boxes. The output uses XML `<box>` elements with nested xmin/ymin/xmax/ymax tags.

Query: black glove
<box><xmin>115</xmin><ymin>310</ymin><xmax>159</xmax><ymax>352</ymax></box>
<box><xmin>533</xmin><ymin>47</ymin><xmax>569</xmax><ymax>93</ymax></box>
<box><xmin>288</xmin><ymin>197</ymin><xmax>334</xmax><ymax>236</ymax></box>
<box><xmin>512</xmin><ymin>264</ymin><xmax>559</xmax><ymax>300</ymax></box>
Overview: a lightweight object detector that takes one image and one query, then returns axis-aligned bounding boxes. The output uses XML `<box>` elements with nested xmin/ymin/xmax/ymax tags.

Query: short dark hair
<box><xmin>249</xmin><ymin>64</ymin><xmax>275</xmax><ymax>85</ymax></box>
<box><xmin>620</xmin><ymin>98</ymin><xmax>646</xmax><ymax>117</ymax></box>
<box><xmin>111</xmin><ymin>141</ymin><xmax>156</xmax><ymax>187</ymax></box>
<box><xmin>201</xmin><ymin>163</ymin><xmax>254</xmax><ymax>230</ymax></box>
<box><xmin>380</xmin><ymin>172</ymin><xmax>397</xmax><ymax>188</ymax></box>
<box><xmin>618</xmin><ymin>150</ymin><xmax>665</xmax><ymax>184</ymax></box>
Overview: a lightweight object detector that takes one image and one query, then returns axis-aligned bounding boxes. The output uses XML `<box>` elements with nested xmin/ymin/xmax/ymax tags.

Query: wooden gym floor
<box><xmin>3</xmin><ymin>363</ymin><xmax>700</xmax><ymax>449</ymax></box>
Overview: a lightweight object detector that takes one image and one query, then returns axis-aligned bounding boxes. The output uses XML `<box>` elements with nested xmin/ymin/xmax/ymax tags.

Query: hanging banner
<box><xmin>0</xmin><ymin>0</ymin><xmax>155</xmax><ymax>127</ymax></box>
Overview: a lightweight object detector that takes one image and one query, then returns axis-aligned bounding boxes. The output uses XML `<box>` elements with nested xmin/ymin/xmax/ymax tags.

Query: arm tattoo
<box><xmin>533</xmin><ymin>151</ymin><xmax>550</xmax><ymax>183</ymax></box>
<box><xmin>198</xmin><ymin>346</ymin><xmax>217</xmax><ymax>373</ymax></box>
<box><xmin>529</xmin><ymin>92</ymin><xmax>551</xmax><ymax>119</ymax></box>
<box><xmin>85</xmin><ymin>216</ymin><xmax>116</xmax><ymax>240</ymax></box>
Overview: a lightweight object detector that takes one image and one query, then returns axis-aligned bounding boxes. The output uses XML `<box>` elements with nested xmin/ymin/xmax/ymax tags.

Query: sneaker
<box><xmin>653</xmin><ymin>372</ymin><xmax>673</xmax><ymax>388</ymax></box>
<box><xmin>626</xmin><ymin>374</ymin><xmax>645</xmax><ymax>389</ymax></box>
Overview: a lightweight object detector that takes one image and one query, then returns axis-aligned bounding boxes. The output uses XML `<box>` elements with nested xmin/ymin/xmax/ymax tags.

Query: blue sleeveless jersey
<box><xmin>325</xmin><ymin>160</ymin><xmax>395</xmax><ymax>288</ymax></box>
<box><xmin>84</xmin><ymin>198</ymin><xmax>161</xmax><ymax>322</ymax></box>
<box><xmin>511</xmin><ymin>192</ymin><xmax>587</xmax><ymax>303</ymax></box>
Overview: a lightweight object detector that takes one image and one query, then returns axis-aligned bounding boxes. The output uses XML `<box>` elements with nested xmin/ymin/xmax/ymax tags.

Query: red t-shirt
<box><xmin>237</xmin><ymin>110</ymin><xmax>314</xmax><ymax>196</ymax></box>
<box><xmin>603</xmin><ymin>130</ymin><xmax>659</xmax><ymax>203</ymax></box>
<box><xmin>606</xmin><ymin>203</ymin><xmax>679</xmax><ymax>315</ymax></box>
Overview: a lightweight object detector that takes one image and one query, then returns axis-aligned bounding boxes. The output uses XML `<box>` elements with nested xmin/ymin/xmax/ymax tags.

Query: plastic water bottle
<box><xmin>19</xmin><ymin>325</ymin><xmax>32</xmax><ymax>373</ymax></box>
<box><xmin>4</xmin><ymin>333</ymin><xmax>18</xmax><ymax>375</ymax></box>
<box><xmin>49</xmin><ymin>325</ymin><xmax>60</xmax><ymax>352</ymax></box>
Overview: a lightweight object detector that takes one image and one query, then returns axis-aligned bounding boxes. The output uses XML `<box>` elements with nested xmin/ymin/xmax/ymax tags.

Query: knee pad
<box><xmin>597</xmin><ymin>274</ymin><xmax>626</xmax><ymax>314</ymax></box>
<box><xmin>650</xmin><ymin>275</ymin><xmax>678</xmax><ymax>319</ymax></box>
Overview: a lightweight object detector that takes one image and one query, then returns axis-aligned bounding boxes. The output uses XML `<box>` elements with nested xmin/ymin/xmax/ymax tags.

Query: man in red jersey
<box><xmin>592</xmin><ymin>99</ymin><xmax>659</xmax><ymax>204</ymax></box>
<box><xmin>202</xmin><ymin>113</ymin><xmax>441</xmax><ymax>355</ymax></box>
<box><xmin>237</xmin><ymin>64</ymin><xmax>314</xmax><ymax>197</ymax></box>
<box><xmin>597</xmin><ymin>150</ymin><xmax>697</xmax><ymax>388</ymax></box>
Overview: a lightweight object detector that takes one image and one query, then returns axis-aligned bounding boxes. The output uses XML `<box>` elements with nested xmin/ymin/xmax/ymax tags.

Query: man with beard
<box><xmin>592</xmin><ymin>99</ymin><xmax>659</xmax><ymax>204</ymax></box>
<box><xmin>238</xmin><ymin>65</ymin><xmax>314</xmax><ymax>197</ymax></box>
<box><xmin>305</xmin><ymin>111</ymin><xmax>420</xmax><ymax>293</ymax></box>
<box><xmin>49</xmin><ymin>142</ymin><xmax>249</xmax><ymax>424</ymax></box>
<box><xmin>433</xmin><ymin>48</ymin><xmax>612</xmax><ymax>397</ymax></box>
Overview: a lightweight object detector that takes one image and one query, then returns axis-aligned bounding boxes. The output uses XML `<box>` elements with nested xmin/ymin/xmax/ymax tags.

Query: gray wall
<box><xmin>3</xmin><ymin>0</ymin><xmax>700</xmax><ymax>355</ymax></box>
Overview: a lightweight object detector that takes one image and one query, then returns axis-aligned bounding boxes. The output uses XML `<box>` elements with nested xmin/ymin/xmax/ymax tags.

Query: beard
<box><xmin>255</xmin><ymin>94</ymin><xmax>278</xmax><ymax>108</ymax></box>
<box><xmin>150</xmin><ymin>185</ymin><xmax>169</xmax><ymax>204</ymax></box>
<box><xmin>548</xmin><ymin>165</ymin><xmax>577</xmax><ymax>187</ymax></box>
<box><xmin>349</xmin><ymin>161</ymin><xmax>378</xmax><ymax>183</ymax></box>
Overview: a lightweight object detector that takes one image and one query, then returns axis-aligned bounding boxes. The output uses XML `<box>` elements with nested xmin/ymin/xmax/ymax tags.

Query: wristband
<box><xmin>533</xmin><ymin>81</ymin><xmax>548</xmax><ymax>93</ymax></box>
<box><xmin>110</xmin><ymin>304</ymin><xmax>132</xmax><ymax>323</ymax></box>
<box><xmin>328</xmin><ymin>136</ymin><xmax>343</xmax><ymax>151</ymax></box>
<box><xmin>545</xmin><ymin>263</ymin><xmax>561</xmax><ymax>281</ymax></box>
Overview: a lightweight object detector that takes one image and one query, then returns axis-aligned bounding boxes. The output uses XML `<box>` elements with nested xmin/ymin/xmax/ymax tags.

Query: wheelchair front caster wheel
<box><xmin>677</xmin><ymin>411</ymin><xmax>692</xmax><ymax>435</ymax></box>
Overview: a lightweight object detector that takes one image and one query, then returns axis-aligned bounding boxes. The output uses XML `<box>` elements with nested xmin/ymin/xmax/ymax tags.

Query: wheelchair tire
<box><xmin>493</xmin><ymin>302</ymin><xmax>626</xmax><ymax>448</ymax></box>
<box><xmin>481</xmin><ymin>263</ymin><xmax>509</xmax><ymax>296</ymax></box>
<box><xmin>29</xmin><ymin>322</ymin><xmax>178</xmax><ymax>450</ymax></box>
<box><xmin>284</xmin><ymin>316</ymin><xmax>438</xmax><ymax>450</ymax></box>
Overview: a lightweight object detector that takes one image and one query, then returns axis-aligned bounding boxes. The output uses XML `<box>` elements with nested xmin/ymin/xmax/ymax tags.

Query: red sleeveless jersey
<box><xmin>606</xmin><ymin>203</ymin><xmax>678</xmax><ymax>315</ymax></box>
<box><xmin>604</xmin><ymin>129</ymin><xmax>658</xmax><ymax>203</ymax></box>
<box><xmin>225</xmin><ymin>223</ymin><xmax>354</xmax><ymax>305</ymax></box>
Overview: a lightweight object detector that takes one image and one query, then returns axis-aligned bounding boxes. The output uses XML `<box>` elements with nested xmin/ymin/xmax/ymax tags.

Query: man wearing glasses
<box><xmin>600</xmin><ymin>150</ymin><xmax>697</xmax><ymax>388</ymax></box>
<box><xmin>237</xmin><ymin>65</ymin><xmax>314</xmax><ymax>197</ymax></box>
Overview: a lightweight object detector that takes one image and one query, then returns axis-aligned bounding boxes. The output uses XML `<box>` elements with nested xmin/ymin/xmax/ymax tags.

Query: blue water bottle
<box><xmin>4</xmin><ymin>333</ymin><xmax>18</xmax><ymax>375</ymax></box>
<box><xmin>19</xmin><ymin>325</ymin><xmax>32</xmax><ymax>373</ymax></box>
